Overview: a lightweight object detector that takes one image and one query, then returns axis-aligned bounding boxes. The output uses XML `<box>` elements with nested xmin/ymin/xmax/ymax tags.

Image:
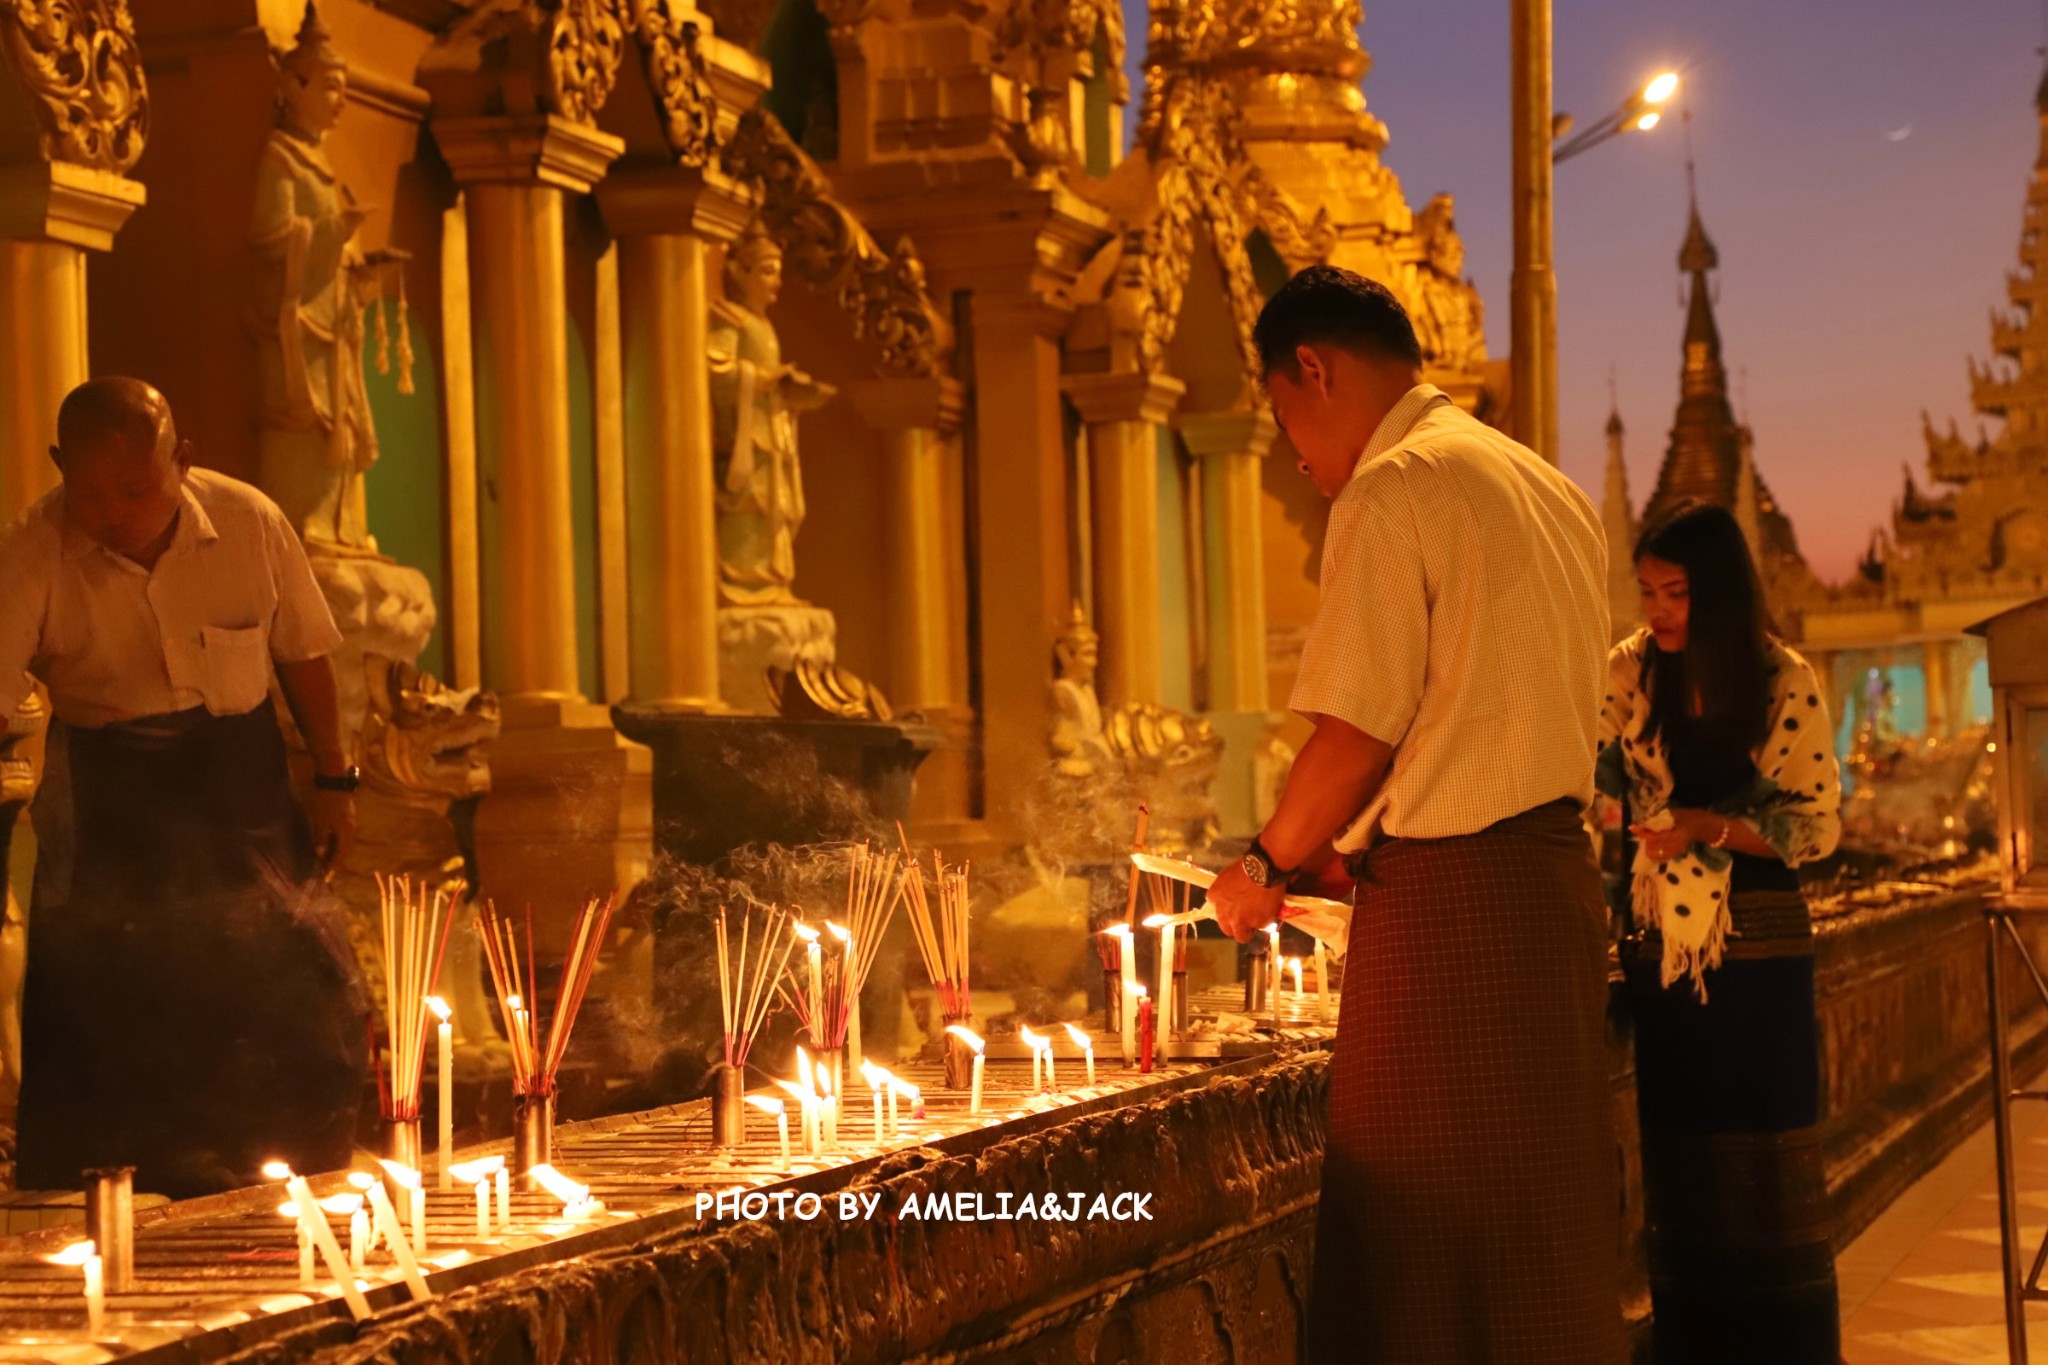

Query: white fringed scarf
<box><xmin>1596</xmin><ymin>629</ymin><xmax>1842</xmax><ymax>999</ymax></box>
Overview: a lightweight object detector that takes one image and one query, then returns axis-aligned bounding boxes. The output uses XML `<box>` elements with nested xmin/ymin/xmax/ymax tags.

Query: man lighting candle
<box><xmin>1207</xmin><ymin>270</ymin><xmax>1620</xmax><ymax>1363</ymax></box>
<box><xmin>0</xmin><ymin>378</ymin><xmax>365</xmax><ymax>1197</ymax></box>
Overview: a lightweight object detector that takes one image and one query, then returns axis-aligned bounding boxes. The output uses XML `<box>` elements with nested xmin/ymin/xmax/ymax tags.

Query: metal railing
<box><xmin>1985</xmin><ymin>896</ymin><xmax>2048</xmax><ymax>1361</ymax></box>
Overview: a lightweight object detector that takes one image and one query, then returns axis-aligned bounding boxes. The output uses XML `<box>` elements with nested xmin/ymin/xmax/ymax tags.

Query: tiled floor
<box><xmin>1841</xmin><ymin>1101</ymin><xmax>2048</xmax><ymax>1362</ymax></box>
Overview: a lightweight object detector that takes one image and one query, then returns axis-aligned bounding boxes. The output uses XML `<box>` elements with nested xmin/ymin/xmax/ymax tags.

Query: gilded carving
<box><xmin>0</xmin><ymin>0</ymin><xmax>147</xmax><ymax>173</ymax></box>
<box><xmin>544</xmin><ymin>0</ymin><xmax>628</xmax><ymax>125</ymax></box>
<box><xmin>630</xmin><ymin>0</ymin><xmax>716</xmax><ymax>165</ymax></box>
<box><xmin>1408</xmin><ymin>192</ymin><xmax>1486</xmax><ymax>374</ymax></box>
<box><xmin>995</xmin><ymin>0</ymin><xmax>1128</xmax><ymax>100</ymax></box>
<box><xmin>1241</xmin><ymin>168</ymin><xmax>1336</xmax><ymax>267</ymax></box>
<box><xmin>720</xmin><ymin>108</ymin><xmax>948</xmax><ymax>378</ymax></box>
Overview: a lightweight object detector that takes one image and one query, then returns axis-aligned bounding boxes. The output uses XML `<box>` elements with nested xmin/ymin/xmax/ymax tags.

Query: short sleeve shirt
<box><xmin>0</xmin><ymin>468</ymin><xmax>343</xmax><ymax>728</ymax></box>
<box><xmin>1290</xmin><ymin>385</ymin><xmax>1611</xmax><ymax>849</ymax></box>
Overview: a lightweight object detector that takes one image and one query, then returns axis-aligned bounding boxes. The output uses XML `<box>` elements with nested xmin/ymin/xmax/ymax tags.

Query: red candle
<box><xmin>1137</xmin><ymin>996</ymin><xmax>1156</xmax><ymax>1074</ymax></box>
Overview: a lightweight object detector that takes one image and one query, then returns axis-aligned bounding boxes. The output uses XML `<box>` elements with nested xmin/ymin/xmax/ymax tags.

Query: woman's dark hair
<box><xmin>1634</xmin><ymin>499</ymin><xmax>1775</xmax><ymax>750</ymax></box>
<box><xmin>1252</xmin><ymin>265</ymin><xmax>1424</xmax><ymax>378</ymax></box>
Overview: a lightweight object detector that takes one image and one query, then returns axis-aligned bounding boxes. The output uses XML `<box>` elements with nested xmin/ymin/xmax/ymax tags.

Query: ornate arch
<box><xmin>627</xmin><ymin>0</ymin><xmax>717</xmax><ymax>164</ymax></box>
<box><xmin>0</xmin><ymin>0</ymin><xmax>147</xmax><ymax>173</ymax></box>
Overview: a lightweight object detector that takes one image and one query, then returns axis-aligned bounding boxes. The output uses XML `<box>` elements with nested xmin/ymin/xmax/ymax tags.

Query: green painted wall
<box><xmin>362</xmin><ymin>316</ymin><xmax>447</xmax><ymax>680</ymax></box>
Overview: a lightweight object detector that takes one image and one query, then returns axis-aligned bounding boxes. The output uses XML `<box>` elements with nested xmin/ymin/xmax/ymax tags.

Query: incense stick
<box><xmin>717</xmin><ymin>902</ymin><xmax>798</xmax><ymax>1070</ymax></box>
<box><xmin>376</xmin><ymin>874</ymin><xmax>458</xmax><ymax>1122</ymax></box>
<box><xmin>476</xmin><ymin>895</ymin><xmax>620</xmax><ymax>1098</ymax></box>
<box><xmin>775</xmin><ymin>844</ymin><xmax>907</xmax><ymax>1048</ymax></box>
<box><xmin>899</xmin><ymin>837</ymin><xmax>972</xmax><ymax>1023</ymax></box>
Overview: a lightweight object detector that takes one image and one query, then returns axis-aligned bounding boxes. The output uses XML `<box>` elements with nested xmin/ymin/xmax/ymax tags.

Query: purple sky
<box><xmin>1122</xmin><ymin>0</ymin><xmax>2047</xmax><ymax>582</ymax></box>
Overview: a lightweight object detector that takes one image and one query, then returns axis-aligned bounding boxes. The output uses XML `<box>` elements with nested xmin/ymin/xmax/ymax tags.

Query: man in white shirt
<box><xmin>0</xmin><ymin>377</ymin><xmax>366</xmax><ymax>1196</ymax></box>
<box><xmin>1209</xmin><ymin>268</ymin><xmax>1622</xmax><ymax>1362</ymax></box>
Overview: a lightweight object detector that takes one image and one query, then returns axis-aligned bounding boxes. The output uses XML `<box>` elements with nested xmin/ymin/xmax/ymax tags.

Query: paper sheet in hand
<box><xmin>1128</xmin><ymin>852</ymin><xmax>1351</xmax><ymax>958</ymax></box>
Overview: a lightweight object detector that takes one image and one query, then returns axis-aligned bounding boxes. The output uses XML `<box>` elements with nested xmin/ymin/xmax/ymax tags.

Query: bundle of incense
<box><xmin>900</xmin><ymin>840</ymin><xmax>972</xmax><ymax>1023</ymax></box>
<box><xmin>717</xmin><ymin>902</ymin><xmax>798</xmax><ymax>1070</ymax></box>
<box><xmin>376</xmin><ymin>875</ymin><xmax>459</xmax><ymax>1121</ymax></box>
<box><xmin>476</xmin><ymin>895</ymin><xmax>621</xmax><ymax>1098</ymax></box>
<box><xmin>773</xmin><ymin>845</ymin><xmax>905</xmax><ymax>1049</ymax></box>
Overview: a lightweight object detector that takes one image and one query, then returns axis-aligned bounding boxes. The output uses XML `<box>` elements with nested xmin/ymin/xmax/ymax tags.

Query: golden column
<box><xmin>431</xmin><ymin>114</ymin><xmax>652</xmax><ymax>930</ymax></box>
<box><xmin>0</xmin><ymin>164</ymin><xmax>144</xmax><ymax>520</ymax></box>
<box><xmin>598</xmin><ymin>167</ymin><xmax>760</xmax><ymax>711</ymax></box>
<box><xmin>1062</xmin><ymin>370</ymin><xmax>1186</xmax><ymax>708</ymax></box>
<box><xmin>1180</xmin><ymin>409</ymin><xmax>1276</xmax><ymax>714</ymax></box>
<box><xmin>1923</xmin><ymin>639</ymin><xmax>1953</xmax><ymax>741</ymax></box>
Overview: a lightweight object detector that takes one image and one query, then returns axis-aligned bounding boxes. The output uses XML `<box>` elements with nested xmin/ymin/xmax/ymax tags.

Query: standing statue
<box><xmin>710</xmin><ymin>220</ymin><xmax>877</xmax><ymax>716</ymax></box>
<box><xmin>1050</xmin><ymin>602</ymin><xmax>1113</xmax><ymax>778</ymax></box>
<box><xmin>710</xmin><ymin>222</ymin><xmax>837</xmax><ymax>605</ymax></box>
<box><xmin>249</xmin><ymin>1</ymin><xmax>409</xmax><ymax>554</ymax></box>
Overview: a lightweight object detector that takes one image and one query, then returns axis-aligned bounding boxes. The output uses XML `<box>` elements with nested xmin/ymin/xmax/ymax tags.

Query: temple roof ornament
<box><xmin>719</xmin><ymin>108</ymin><xmax>951</xmax><ymax>378</ymax></box>
<box><xmin>0</xmin><ymin>0</ymin><xmax>148</xmax><ymax>173</ymax></box>
<box><xmin>629</xmin><ymin>0</ymin><xmax>717</xmax><ymax>165</ymax></box>
<box><xmin>422</xmin><ymin>0</ymin><xmax>627</xmax><ymax>127</ymax></box>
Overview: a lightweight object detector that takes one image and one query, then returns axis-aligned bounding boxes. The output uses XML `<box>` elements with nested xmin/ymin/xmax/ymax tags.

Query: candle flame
<box><xmin>1063</xmin><ymin>1023</ymin><xmax>1092</xmax><ymax>1049</ymax></box>
<box><xmin>824</xmin><ymin>920</ymin><xmax>851</xmax><ymax>944</ymax></box>
<box><xmin>945</xmin><ymin>1023</ymin><xmax>986</xmax><ymax>1052</ymax></box>
<box><xmin>426</xmin><ymin>995</ymin><xmax>452</xmax><ymax>1023</ymax></box>
<box><xmin>505</xmin><ymin>994</ymin><xmax>524</xmax><ymax>1012</ymax></box>
<box><xmin>448</xmin><ymin>1157</ymin><xmax>503</xmax><ymax>1184</ymax></box>
<box><xmin>815</xmin><ymin>1065</ymin><xmax>833</xmax><ymax>1100</ymax></box>
<box><xmin>860</xmin><ymin>1059</ymin><xmax>893</xmax><ymax>1090</ymax></box>
<box><xmin>1018</xmin><ymin>1025</ymin><xmax>1049</xmax><ymax>1050</ymax></box>
<box><xmin>526</xmin><ymin>1163</ymin><xmax>589</xmax><ymax>1207</ymax></box>
<box><xmin>746</xmin><ymin>1094</ymin><xmax>786</xmax><ymax>1115</ymax></box>
<box><xmin>1129</xmin><ymin>982</ymin><xmax>1148</xmax><ymax>998</ymax></box>
<box><xmin>277</xmin><ymin>1202</ymin><xmax>300</xmax><ymax>1220</ymax></box>
<box><xmin>1141</xmin><ymin>913</ymin><xmax>1172</xmax><ymax>929</ymax></box>
<box><xmin>887</xmin><ymin>1077</ymin><xmax>922</xmax><ymax>1102</ymax></box>
<box><xmin>377</xmin><ymin>1159</ymin><xmax>423</xmax><ymax>1190</ymax></box>
<box><xmin>346</xmin><ymin>1171</ymin><xmax>375</xmax><ymax>1191</ymax></box>
<box><xmin>319</xmin><ymin>1194</ymin><xmax>365</xmax><ymax>1215</ymax></box>
<box><xmin>1263</xmin><ymin>923</ymin><xmax>1279</xmax><ymax>936</ymax></box>
<box><xmin>793</xmin><ymin>923</ymin><xmax>820</xmax><ymax>943</ymax></box>
<box><xmin>774</xmin><ymin>1079</ymin><xmax>810</xmax><ymax>1106</ymax></box>
<box><xmin>1103</xmin><ymin>923</ymin><xmax>1133</xmax><ymax>940</ymax></box>
<box><xmin>261</xmin><ymin>1160</ymin><xmax>294</xmax><ymax>1181</ymax></box>
<box><xmin>46</xmin><ymin>1241</ymin><xmax>96</xmax><ymax>1267</ymax></box>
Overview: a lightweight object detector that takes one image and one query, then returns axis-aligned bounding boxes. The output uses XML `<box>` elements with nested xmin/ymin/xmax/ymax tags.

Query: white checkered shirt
<box><xmin>1290</xmin><ymin>385</ymin><xmax>1610</xmax><ymax>850</ymax></box>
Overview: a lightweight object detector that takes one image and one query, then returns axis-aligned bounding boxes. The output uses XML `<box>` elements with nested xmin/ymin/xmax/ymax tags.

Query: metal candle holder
<box><xmin>711</xmin><ymin>1067</ymin><xmax>746</xmax><ymax>1148</ymax></box>
<box><xmin>1103</xmin><ymin>971</ymin><xmax>1123</xmax><ymax>1033</ymax></box>
<box><xmin>83</xmin><ymin>1166</ymin><xmax>134</xmax><ymax>1293</ymax></box>
<box><xmin>941</xmin><ymin>1021</ymin><xmax>974</xmax><ymax>1090</ymax></box>
<box><xmin>1243</xmin><ymin>950</ymin><xmax>1268</xmax><ymax>1013</ymax></box>
<box><xmin>513</xmin><ymin>1093</ymin><xmax>555</xmax><ymax>1189</ymax></box>
<box><xmin>385</xmin><ymin>1118</ymin><xmax>422</xmax><ymax>1202</ymax></box>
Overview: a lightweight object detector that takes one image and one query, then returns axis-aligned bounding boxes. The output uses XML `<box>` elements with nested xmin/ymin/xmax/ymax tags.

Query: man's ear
<box><xmin>46</xmin><ymin>444</ymin><xmax>61</xmax><ymax>472</ymax></box>
<box><xmin>171</xmin><ymin>438</ymin><xmax>195</xmax><ymax>476</ymax></box>
<box><xmin>1294</xmin><ymin>344</ymin><xmax>1333</xmax><ymax>398</ymax></box>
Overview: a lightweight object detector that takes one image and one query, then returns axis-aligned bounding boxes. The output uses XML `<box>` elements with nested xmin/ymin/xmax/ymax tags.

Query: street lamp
<box><xmin>1554</xmin><ymin>70</ymin><xmax>1681</xmax><ymax>164</ymax></box>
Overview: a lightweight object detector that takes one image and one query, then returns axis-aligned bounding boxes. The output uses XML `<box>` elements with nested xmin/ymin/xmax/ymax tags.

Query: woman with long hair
<box><xmin>1598</xmin><ymin>500</ymin><xmax>1842</xmax><ymax>1361</ymax></box>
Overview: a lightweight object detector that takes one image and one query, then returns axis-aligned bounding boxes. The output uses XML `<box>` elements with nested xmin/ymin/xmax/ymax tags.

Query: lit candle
<box><xmin>748</xmin><ymin>1094</ymin><xmax>792</xmax><ymax>1164</ymax></box>
<box><xmin>860</xmin><ymin>1059</ymin><xmax>890</xmax><ymax>1142</ymax></box>
<box><xmin>827</xmin><ymin>920</ymin><xmax>861</xmax><ymax>1068</ymax></box>
<box><xmin>890</xmin><ymin>1076</ymin><xmax>925</xmax><ymax>1121</ymax></box>
<box><xmin>280</xmin><ymin>1201</ymin><xmax>315</xmax><ymax>1284</ymax></box>
<box><xmin>792</xmin><ymin>1046</ymin><xmax>820</xmax><ymax>1154</ymax></box>
<box><xmin>265</xmin><ymin>1163</ymin><xmax>371</xmax><ymax>1319</ymax></box>
<box><xmin>1144</xmin><ymin>914</ymin><xmax>1176</xmax><ymax>1041</ymax></box>
<box><xmin>1106</xmin><ymin>924</ymin><xmax>1137</xmax><ymax>1065</ymax></box>
<box><xmin>449</xmin><ymin>1158</ymin><xmax>501</xmax><ymax>1239</ymax></box>
<box><xmin>495</xmin><ymin>1165</ymin><xmax>510</xmax><ymax>1228</ymax></box>
<box><xmin>1314</xmin><ymin>941</ymin><xmax>1331</xmax><ymax>1023</ymax></box>
<box><xmin>529</xmin><ymin>1163</ymin><xmax>603</xmax><ymax>1220</ymax></box>
<box><xmin>324</xmin><ymin>1192</ymin><xmax>367</xmax><ymax>1273</ymax></box>
<box><xmin>795</xmin><ymin>924</ymin><xmax>823</xmax><ymax>1047</ymax></box>
<box><xmin>379</xmin><ymin>1159</ymin><xmax>428</xmax><ymax>1258</ymax></box>
<box><xmin>428</xmin><ymin>995</ymin><xmax>454</xmax><ymax>1192</ymax></box>
<box><xmin>1064</xmin><ymin>1023</ymin><xmax>1096</xmax><ymax>1085</ymax></box>
<box><xmin>47</xmin><ymin>1240</ymin><xmax>103</xmax><ymax>1334</ymax></box>
<box><xmin>947</xmin><ymin>1024</ymin><xmax>986</xmax><ymax>1114</ymax></box>
<box><xmin>1019</xmin><ymin>1026</ymin><xmax>1055</xmax><ymax>1092</ymax></box>
<box><xmin>364</xmin><ymin>1178</ymin><xmax>433</xmax><ymax>1301</ymax></box>
<box><xmin>1289</xmin><ymin>956</ymin><xmax>1304</xmax><ymax>1000</ymax></box>
<box><xmin>475</xmin><ymin>1177</ymin><xmax>490</xmax><ymax>1238</ymax></box>
<box><xmin>1137</xmin><ymin>990</ymin><xmax>1156</xmax><ymax>1073</ymax></box>
<box><xmin>818</xmin><ymin>1060</ymin><xmax>838</xmax><ymax>1148</ymax></box>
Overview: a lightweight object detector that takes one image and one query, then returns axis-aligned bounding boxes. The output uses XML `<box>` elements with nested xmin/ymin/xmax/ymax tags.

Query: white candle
<box><xmin>429</xmin><ymin>996</ymin><xmax>454</xmax><ymax>1191</ymax></box>
<box><xmin>495</xmin><ymin>1166</ymin><xmax>510</xmax><ymax>1227</ymax></box>
<box><xmin>1151</xmin><ymin>918</ymin><xmax>1176</xmax><ymax>1037</ymax></box>
<box><xmin>747</xmin><ymin>1095</ymin><xmax>790</xmax><ymax>1164</ymax></box>
<box><xmin>475</xmin><ymin>1180</ymin><xmax>490</xmax><ymax>1238</ymax></box>
<box><xmin>330</xmin><ymin>1192</ymin><xmax>368</xmax><ymax>1273</ymax></box>
<box><xmin>380</xmin><ymin>1159</ymin><xmax>429</xmax><ymax>1258</ymax></box>
<box><xmin>1108</xmin><ymin>925</ymin><xmax>1137</xmax><ymax>1065</ymax></box>
<box><xmin>1289</xmin><ymin>956</ymin><xmax>1304</xmax><ymax>1000</ymax></box>
<box><xmin>366</xmin><ymin>1181</ymin><xmax>433</xmax><ymax>1301</ymax></box>
<box><xmin>828</xmin><ymin>921</ymin><xmax>861</xmax><ymax>1068</ymax></box>
<box><xmin>1264</xmin><ymin>923</ymin><xmax>1282</xmax><ymax>1025</ymax></box>
<box><xmin>887</xmin><ymin>1083</ymin><xmax>900</xmax><ymax>1135</ymax></box>
<box><xmin>1064</xmin><ymin>1024</ymin><xmax>1096</xmax><ymax>1085</ymax></box>
<box><xmin>267</xmin><ymin>1164</ymin><xmax>371</xmax><ymax>1320</ymax></box>
<box><xmin>283</xmin><ymin>1202</ymin><xmax>315</xmax><ymax>1284</ymax></box>
<box><xmin>891</xmin><ymin>1077</ymin><xmax>924</xmax><ymax>1122</ymax></box>
<box><xmin>48</xmin><ymin>1242</ymin><xmax>103</xmax><ymax>1334</ymax></box>
<box><xmin>819</xmin><ymin>1065</ymin><xmax>838</xmax><ymax>1148</ymax></box>
<box><xmin>1314</xmin><ymin>941</ymin><xmax>1332</xmax><ymax>1023</ymax></box>
<box><xmin>1019</xmin><ymin>1026</ymin><xmax>1047</xmax><ymax>1091</ymax></box>
<box><xmin>947</xmin><ymin>1024</ymin><xmax>987</xmax><ymax>1114</ymax></box>
<box><xmin>860</xmin><ymin>1060</ymin><xmax>891</xmax><ymax>1142</ymax></box>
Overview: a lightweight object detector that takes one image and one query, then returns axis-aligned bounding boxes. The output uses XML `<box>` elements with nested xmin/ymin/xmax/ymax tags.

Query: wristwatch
<box><xmin>313</xmin><ymin>765</ymin><xmax>361</xmax><ymax>794</ymax></box>
<box><xmin>1241</xmin><ymin>838</ymin><xmax>1295</xmax><ymax>889</ymax></box>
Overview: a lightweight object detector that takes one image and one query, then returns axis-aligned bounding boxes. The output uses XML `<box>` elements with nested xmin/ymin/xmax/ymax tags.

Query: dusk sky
<box><xmin>1121</xmin><ymin>0</ymin><xmax>2048</xmax><ymax>583</ymax></box>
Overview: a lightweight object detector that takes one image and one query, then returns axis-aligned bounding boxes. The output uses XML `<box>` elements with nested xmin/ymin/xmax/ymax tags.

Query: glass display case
<box><xmin>1969</xmin><ymin>597</ymin><xmax>2048</xmax><ymax>904</ymax></box>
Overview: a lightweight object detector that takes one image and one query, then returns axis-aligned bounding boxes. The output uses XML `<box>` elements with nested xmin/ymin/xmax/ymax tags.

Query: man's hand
<box><xmin>1209</xmin><ymin>861</ymin><xmax>1287</xmax><ymax>943</ymax></box>
<box><xmin>311</xmin><ymin>789</ymin><xmax>356</xmax><ymax>872</ymax></box>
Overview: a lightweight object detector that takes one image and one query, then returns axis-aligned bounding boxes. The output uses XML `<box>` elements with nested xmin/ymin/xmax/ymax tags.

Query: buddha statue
<box><xmin>1050</xmin><ymin>602</ymin><xmax>1113</xmax><ymax>778</ymax></box>
<box><xmin>249</xmin><ymin>1</ymin><xmax>406</xmax><ymax>553</ymax></box>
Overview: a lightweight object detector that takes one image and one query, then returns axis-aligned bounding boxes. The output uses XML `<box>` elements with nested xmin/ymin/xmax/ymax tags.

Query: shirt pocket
<box><xmin>199</xmin><ymin>624</ymin><xmax>272</xmax><ymax>717</ymax></box>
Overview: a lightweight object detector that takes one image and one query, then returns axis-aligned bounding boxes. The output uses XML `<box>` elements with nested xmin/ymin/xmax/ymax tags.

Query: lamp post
<box><xmin>1509</xmin><ymin>4</ymin><xmax>1678</xmax><ymax>464</ymax></box>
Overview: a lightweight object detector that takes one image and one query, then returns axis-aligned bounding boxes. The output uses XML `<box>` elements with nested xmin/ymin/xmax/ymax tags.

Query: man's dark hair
<box><xmin>56</xmin><ymin>376</ymin><xmax>169</xmax><ymax>458</ymax></box>
<box><xmin>1252</xmin><ymin>264</ymin><xmax>1424</xmax><ymax>378</ymax></box>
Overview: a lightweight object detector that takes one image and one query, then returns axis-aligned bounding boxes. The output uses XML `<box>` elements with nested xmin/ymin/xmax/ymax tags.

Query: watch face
<box><xmin>1242</xmin><ymin>851</ymin><xmax>1270</xmax><ymax>887</ymax></box>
